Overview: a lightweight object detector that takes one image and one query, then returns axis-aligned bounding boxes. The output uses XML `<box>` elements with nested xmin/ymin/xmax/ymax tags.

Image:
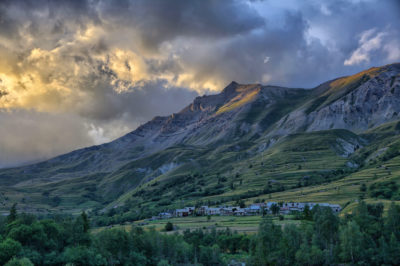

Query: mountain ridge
<box><xmin>0</xmin><ymin>63</ymin><xmax>400</xmax><ymax>216</ymax></box>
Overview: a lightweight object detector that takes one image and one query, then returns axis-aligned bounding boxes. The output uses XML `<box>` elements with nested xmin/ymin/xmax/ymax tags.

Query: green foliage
<box><xmin>339</xmin><ymin>221</ymin><xmax>363</xmax><ymax>263</ymax></box>
<box><xmin>251</xmin><ymin>218</ymin><xmax>283</xmax><ymax>265</ymax></box>
<box><xmin>7</xmin><ymin>204</ymin><xmax>18</xmax><ymax>224</ymax></box>
<box><xmin>81</xmin><ymin>211</ymin><xmax>90</xmax><ymax>233</ymax></box>
<box><xmin>382</xmin><ymin>146</ymin><xmax>400</xmax><ymax>161</ymax></box>
<box><xmin>250</xmin><ymin>202</ymin><xmax>400</xmax><ymax>265</ymax></box>
<box><xmin>0</xmin><ymin>202</ymin><xmax>399</xmax><ymax>265</ymax></box>
<box><xmin>270</xmin><ymin>204</ymin><xmax>280</xmax><ymax>215</ymax></box>
<box><xmin>49</xmin><ymin>196</ymin><xmax>62</xmax><ymax>207</ymax></box>
<box><xmin>165</xmin><ymin>221</ymin><xmax>173</xmax><ymax>231</ymax></box>
<box><xmin>302</xmin><ymin>205</ymin><xmax>312</xmax><ymax>221</ymax></box>
<box><xmin>386</xmin><ymin>202</ymin><xmax>400</xmax><ymax>240</ymax></box>
<box><xmin>369</xmin><ymin>181</ymin><xmax>399</xmax><ymax>199</ymax></box>
<box><xmin>4</xmin><ymin>257</ymin><xmax>34</xmax><ymax>266</ymax></box>
<box><xmin>0</xmin><ymin>238</ymin><xmax>22</xmax><ymax>265</ymax></box>
<box><xmin>62</xmin><ymin>246</ymin><xmax>105</xmax><ymax>266</ymax></box>
<box><xmin>157</xmin><ymin>259</ymin><xmax>171</xmax><ymax>266</ymax></box>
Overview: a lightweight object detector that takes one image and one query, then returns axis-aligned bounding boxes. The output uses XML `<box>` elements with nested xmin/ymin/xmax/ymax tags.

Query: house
<box><xmin>159</xmin><ymin>212</ymin><xmax>172</xmax><ymax>219</ymax></box>
<box><xmin>245</xmin><ymin>204</ymin><xmax>262</xmax><ymax>215</ymax></box>
<box><xmin>328</xmin><ymin>204</ymin><xmax>341</xmax><ymax>213</ymax></box>
<box><xmin>251</xmin><ymin>203</ymin><xmax>266</xmax><ymax>208</ymax></box>
<box><xmin>303</xmin><ymin>203</ymin><xmax>341</xmax><ymax>213</ymax></box>
<box><xmin>206</xmin><ymin>207</ymin><xmax>221</xmax><ymax>215</ymax></box>
<box><xmin>280</xmin><ymin>203</ymin><xmax>291</xmax><ymax>214</ymax></box>
<box><xmin>287</xmin><ymin>202</ymin><xmax>306</xmax><ymax>212</ymax></box>
<box><xmin>220</xmin><ymin>206</ymin><xmax>239</xmax><ymax>216</ymax></box>
<box><xmin>175</xmin><ymin>209</ymin><xmax>189</xmax><ymax>217</ymax></box>
<box><xmin>173</xmin><ymin>202</ymin><xmax>340</xmax><ymax>218</ymax></box>
<box><xmin>186</xmin><ymin>207</ymin><xmax>195</xmax><ymax>215</ymax></box>
<box><xmin>175</xmin><ymin>206</ymin><xmax>196</xmax><ymax>217</ymax></box>
<box><xmin>196</xmin><ymin>206</ymin><xmax>222</xmax><ymax>216</ymax></box>
<box><xmin>196</xmin><ymin>206</ymin><xmax>209</xmax><ymax>216</ymax></box>
<box><xmin>234</xmin><ymin>208</ymin><xmax>246</xmax><ymax>216</ymax></box>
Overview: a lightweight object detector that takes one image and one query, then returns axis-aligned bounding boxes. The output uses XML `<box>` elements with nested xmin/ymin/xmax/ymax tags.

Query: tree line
<box><xmin>0</xmin><ymin>201</ymin><xmax>399</xmax><ymax>265</ymax></box>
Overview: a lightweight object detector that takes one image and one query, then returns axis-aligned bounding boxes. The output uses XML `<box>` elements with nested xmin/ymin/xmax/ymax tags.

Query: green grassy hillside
<box><xmin>1</xmin><ymin>119</ymin><xmax>399</xmax><ymax>224</ymax></box>
<box><xmin>89</xmin><ymin>122</ymin><xmax>400</xmax><ymax>225</ymax></box>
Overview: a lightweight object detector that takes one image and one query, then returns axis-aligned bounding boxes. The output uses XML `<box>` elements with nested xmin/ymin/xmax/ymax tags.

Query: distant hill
<box><xmin>0</xmin><ymin>63</ymin><xmax>400</xmax><ymax>219</ymax></box>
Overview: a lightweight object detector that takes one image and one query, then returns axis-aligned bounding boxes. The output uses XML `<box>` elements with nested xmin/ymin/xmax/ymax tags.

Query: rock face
<box><xmin>1</xmin><ymin>63</ymin><xmax>400</xmax><ymax>187</ymax></box>
<box><xmin>271</xmin><ymin>63</ymin><xmax>400</xmax><ymax>136</ymax></box>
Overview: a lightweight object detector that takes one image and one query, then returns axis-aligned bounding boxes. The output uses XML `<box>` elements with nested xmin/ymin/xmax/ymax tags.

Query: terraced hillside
<box><xmin>0</xmin><ymin>63</ymin><xmax>399</xmax><ymax>223</ymax></box>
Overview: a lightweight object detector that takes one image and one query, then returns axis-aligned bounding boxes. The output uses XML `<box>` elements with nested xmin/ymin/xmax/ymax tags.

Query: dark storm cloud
<box><xmin>180</xmin><ymin>0</ymin><xmax>400</xmax><ymax>88</ymax></box>
<box><xmin>175</xmin><ymin>10</ymin><xmax>314</xmax><ymax>87</ymax></box>
<box><xmin>98</xmin><ymin>0</ymin><xmax>265</xmax><ymax>50</ymax></box>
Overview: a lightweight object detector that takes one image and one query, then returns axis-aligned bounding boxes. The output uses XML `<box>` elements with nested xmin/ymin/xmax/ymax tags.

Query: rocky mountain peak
<box><xmin>222</xmin><ymin>81</ymin><xmax>239</xmax><ymax>95</ymax></box>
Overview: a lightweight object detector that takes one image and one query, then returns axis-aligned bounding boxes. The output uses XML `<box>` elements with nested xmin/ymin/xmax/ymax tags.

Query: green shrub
<box><xmin>165</xmin><ymin>222</ymin><xmax>173</xmax><ymax>231</ymax></box>
<box><xmin>369</xmin><ymin>181</ymin><xmax>399</xmax><ymax>199</ymax></box>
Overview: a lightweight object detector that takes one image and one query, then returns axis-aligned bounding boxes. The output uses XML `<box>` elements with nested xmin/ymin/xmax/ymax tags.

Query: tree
<box><xmin>199</xmin><ymin>244</ymin><xmax>223</xmax><ymax>265</ymax></box>
<box><xmin>339</xmin><ymin>221</ymin><xmax>363</xmax><ymax>264</ymax></box>
<box><xmin>81</xmin><ymin>211</ymin><xmax>90</xmax><ymax>233</ymax></box>
<box><xmin>295</xmin><ymin>243</ymin><xmax>324</xmax><ymax>266</ymax></box>
<box><xmin>50</xmin><ymin>196</ymin><xmax>61</xmax><ymax>207</ymax></box>
<box><xmin>0</xmin><ymin>238</ymin><xmax>22</xmax><ymax>265</ymax></box>
<box><xmin>69</xmin><ymin>213</ymin><xmax>91</xmax><ymax>246</ymax></box>
<box><xmin>281</xmin><ymin>224</ymin><xmax>302</xmax><ymax>264</ymax></box>
<box><xmin>165</xmin><ymin>222</ymin><xmax>173</xmax><ymax>232</ymax></box>
<box><xmin>385</xmin><ymin>202</ymin><xmax>400</xmax><ymax>240</ymax></box>
<box><xmin>157</xmin><ymin>259</ymin><xmax>171</xmax><ymax>266</ymax></box>
<box><xmin>388</xmin><ymin>233</ymin><xmax>400</xmax><ymax>265</ymax></box>
<box><xmin>237</xmin><ymin>200</ymin><xmax>246</xmax><ymax>208</ymax></box>
<box><xmin>94</xmin><ymin>229</ymin><xmax>130</xmax><ymax>265</ymax></box>
<box><xmin>251</xmin><ymin>218</ymin><xmax>283</xmax><ymax>265</ymax></box>
<box><xmin>313</xmin><ymin>206</ymin><xmax>339</xmax><ymax>263</ymax></box>
<box><xmin>270</xmin><ymin>204</ymin><xmax>280</xmax><ymax>216</ymax></box>
<box><xmin>62</xmin><ymin>246</ymin><xmax>105</xmax><ymax>266</ymax></box>
<box><xmin>261</xmin><ymin>206</ymin><xmax>266</xmax><ymax>217</ymax></box>
<box><xmin>7</xmin><ymin>203</ymin><xmax>17</xmax><ymax>224</ymax></box>
<box><xmin>4</xmin><ymin>257</ymin><xmax>34</xmax><ymax>266</ymax></box>
<box><xmin>302</xmin><ymin>205</ymin><xmax>312</xmax><ymax>221</ymax></box>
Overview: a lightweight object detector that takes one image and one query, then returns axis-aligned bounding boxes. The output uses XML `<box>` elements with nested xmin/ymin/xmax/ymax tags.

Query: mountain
<box><xmin>0</xmin><ymin>63</ymin><xmax>400</xmax><ymax>218</ymax></box>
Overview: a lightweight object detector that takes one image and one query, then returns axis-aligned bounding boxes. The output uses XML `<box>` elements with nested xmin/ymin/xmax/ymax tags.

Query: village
<box><xmin>154</xmin><ymin>202</ymin><xmax>342</xmax><ymax>220</ymax></box>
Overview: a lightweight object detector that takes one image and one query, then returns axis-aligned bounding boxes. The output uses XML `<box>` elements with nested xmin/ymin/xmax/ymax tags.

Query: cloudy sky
<box><xmin>0</xmin><ymin>0</ymin><xmax>399</xmax><ymax>167</ymax></box>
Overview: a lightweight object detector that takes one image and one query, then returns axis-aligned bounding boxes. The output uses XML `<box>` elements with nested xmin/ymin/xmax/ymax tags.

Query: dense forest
<box><xmin>0</xmin><ymin>202</ymin><xmax>399</xmax><ymax>265</ymax></box>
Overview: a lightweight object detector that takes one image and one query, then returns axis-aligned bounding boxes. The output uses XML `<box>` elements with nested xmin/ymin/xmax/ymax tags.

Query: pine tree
<box><xmin>7</xmin><ymin>203</ymin><xmax>17</xmax><ymax>224</ymax></box>
<box><xmin>81</xmin><ymin>211</ymin><xmax>90</xmax><ymax>233</ymax></box>
<box><xmin>303</xmin><ymin>205</ymin><xmax>312</xmax><ymax>220</ymax></box>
